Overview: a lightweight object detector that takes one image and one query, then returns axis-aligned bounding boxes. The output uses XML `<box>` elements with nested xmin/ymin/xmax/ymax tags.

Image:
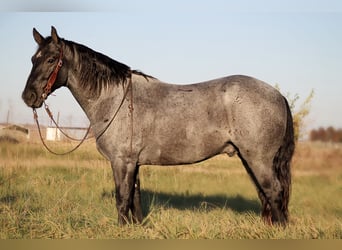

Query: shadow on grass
<box><xmin>102</xmin><ymin>189</ymin><xmax>260</xmax><ymax>215</ymax></box>
<box><xmin>0</xmin><ymin>195</ymin><xmax>17</xmax><ymax>204</ymax></box>
<box><xmin>141</xmin><ymin>190</ymin><xmax>260</xmax><ymax>215</ymax></box>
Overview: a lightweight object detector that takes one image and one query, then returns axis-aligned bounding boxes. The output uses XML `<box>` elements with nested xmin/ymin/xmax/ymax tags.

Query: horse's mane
<box><xmin>65</xmin><ymin>39</ymin><xmax>153</xmax><ymax>96</ymax></box>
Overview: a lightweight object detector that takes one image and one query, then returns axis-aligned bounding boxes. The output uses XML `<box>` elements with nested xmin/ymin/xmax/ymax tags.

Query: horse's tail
<box><xmin>272</xmin><ymin>97</ymin><xmax>295</xmax><ymax>223</ymax></box>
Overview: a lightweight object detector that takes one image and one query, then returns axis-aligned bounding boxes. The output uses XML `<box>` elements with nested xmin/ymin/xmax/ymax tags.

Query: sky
<box><xmin>0</xmin><ymin>1</ymin><xmax>342</xmax><ymax>133</ymax></box>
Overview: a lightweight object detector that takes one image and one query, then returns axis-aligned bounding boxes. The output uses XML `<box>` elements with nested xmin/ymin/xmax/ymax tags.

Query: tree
<box><xmin>275</xmin><ymin>85</ymin><xmax>314</xmax><ymax>142</ymax></box>
<box><xmin>310</xmin><ymin>127</ymin><xmax>342</xmax><ymax>143</ymax></box>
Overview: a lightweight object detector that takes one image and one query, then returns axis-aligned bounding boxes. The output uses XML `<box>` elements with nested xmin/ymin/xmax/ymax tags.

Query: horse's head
<box><xmin>22</xmin><ymin>26</ymin><xmax>68</xmax><ymax>108</ymax></box>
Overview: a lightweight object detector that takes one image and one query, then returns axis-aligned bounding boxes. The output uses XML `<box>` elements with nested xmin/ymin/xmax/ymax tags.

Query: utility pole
<box><xmin>56</xmin><ymin>111</ymin><xmax>60</xmax><ymax>140</ymax></box>
<box><xmin>6</xmin><ymin>109</ymin><xmax>10</xmax><ymax>125</ymax></box>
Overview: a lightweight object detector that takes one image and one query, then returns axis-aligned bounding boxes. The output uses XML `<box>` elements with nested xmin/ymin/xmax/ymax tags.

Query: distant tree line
<box><xmin>310</xmin><ymin>127</ymin><xmax>342</xmax><ymax>143</ymax></box>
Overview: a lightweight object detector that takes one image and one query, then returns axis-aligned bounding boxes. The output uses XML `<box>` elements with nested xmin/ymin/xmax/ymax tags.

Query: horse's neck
<box><xmin>66</xmin><ymin>69</ymin><xmax>127</xmax><ymax>134</ymax></box>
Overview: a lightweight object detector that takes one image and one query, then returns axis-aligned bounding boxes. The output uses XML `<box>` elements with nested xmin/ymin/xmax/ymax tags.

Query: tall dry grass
<box><xmin>0</xmin><ymin>140</ymin><xmax>341</xmax><ymax>238</ymax></box>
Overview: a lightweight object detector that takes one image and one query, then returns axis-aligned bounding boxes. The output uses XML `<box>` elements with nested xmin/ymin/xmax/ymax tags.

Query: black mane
<box><xmin>64</xmin><ymin>39</ymin><xmax>153</xmax><ymax>95</ymax></box>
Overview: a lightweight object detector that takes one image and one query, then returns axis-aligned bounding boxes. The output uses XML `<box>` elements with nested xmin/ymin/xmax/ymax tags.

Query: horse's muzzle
<box><xmin>22</xmin><ymin>88</ymin><xmax>43</xmax><ymax>108</ymax></box>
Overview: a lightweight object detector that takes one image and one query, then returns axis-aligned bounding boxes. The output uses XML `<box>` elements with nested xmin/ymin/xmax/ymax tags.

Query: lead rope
<box><xmin>95</xmin><ymin>75</ymin><xmax>133</xmax><ymax>140</ymax></box>
<box><xmin>33</xmin><ymin>75</ymin><xmax>133</xmax><ymax>155</ymax></box>
<box><xmin>43</xmin><ymin>101</ymin><xmax>91</xmax><ymax>141</ymax></box>
<box><xmin>128</xmin><ymin>76</ymin><xmax>134</xmax><ymax>156</ymax></box>
<box><xmin>33</xmin><ymin>108</ymin><xmax>91</xmax><ymax>155</ymax></box>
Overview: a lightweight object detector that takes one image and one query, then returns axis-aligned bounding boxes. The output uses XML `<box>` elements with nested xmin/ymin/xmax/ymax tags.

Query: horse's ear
<box><xmin>33</xmin><ymin>28</ymin><xmax>45</xmax><ymax>46</ymax></box>
<box><xmin>51</xmin><ymin>26</ymin><xmax>60</xmax><ymax>44</ymax></box>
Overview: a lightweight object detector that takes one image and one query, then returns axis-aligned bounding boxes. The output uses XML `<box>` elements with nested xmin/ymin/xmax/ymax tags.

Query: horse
<box><xmin>22</xmin><ymin>26</ymin><xmax>295</xmax><ymax>226</ymax></box>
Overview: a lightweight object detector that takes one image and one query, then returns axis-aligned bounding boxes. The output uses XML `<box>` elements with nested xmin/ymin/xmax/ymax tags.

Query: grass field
<box><xmin>0</xmin><ymin>139</ymin><xmax>341</xmax><ymax>239</ymax></box>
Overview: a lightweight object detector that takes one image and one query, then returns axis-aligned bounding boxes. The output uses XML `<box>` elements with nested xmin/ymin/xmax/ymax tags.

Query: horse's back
<box><xmin>133</xmin><ymin>74</ymin><xmax>287</xmax><ymax>165</ymax></box>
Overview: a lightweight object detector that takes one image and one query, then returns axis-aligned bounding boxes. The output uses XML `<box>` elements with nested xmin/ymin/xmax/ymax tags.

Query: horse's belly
<box><xmin>138</xmin><ymin>125</ymin><xmax>228</xmax><ymax>165</ymax></box>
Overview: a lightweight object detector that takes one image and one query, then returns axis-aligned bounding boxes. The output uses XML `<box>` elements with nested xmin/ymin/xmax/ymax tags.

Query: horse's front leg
<box><xmin>110</xmin><ymin>158</ymin><xmax>137</xmax><ymax>225</ymax></box>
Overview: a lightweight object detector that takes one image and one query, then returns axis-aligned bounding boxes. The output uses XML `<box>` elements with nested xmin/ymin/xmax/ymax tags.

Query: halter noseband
<box><xmin>42</xmin><ymin>47</ymin><xmax>63</xmax><ymax>99</ymax></box>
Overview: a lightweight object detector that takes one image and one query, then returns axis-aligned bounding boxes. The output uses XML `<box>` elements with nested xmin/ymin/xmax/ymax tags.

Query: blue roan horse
<box><xmin>22</xmin><ymin>27</ymin><xmax>295</xmax><ymax>226</ymax></box>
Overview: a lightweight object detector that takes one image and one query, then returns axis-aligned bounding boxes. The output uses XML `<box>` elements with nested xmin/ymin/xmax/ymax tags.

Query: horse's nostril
<box><xmin>22</xmin><ymin>89</ymin><xmax>38</xmax><ymax>107</ymax></box>
<box><xmin>30</xmin><ymin>92</ymin><xmax>37</xmax><ymax>102</ymax></box>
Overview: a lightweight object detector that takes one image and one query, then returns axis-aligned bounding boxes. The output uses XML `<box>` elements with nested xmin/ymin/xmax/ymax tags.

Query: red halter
<box><xmin>42</xmin><ymin>48</ymin><xmax>63</xmax><ymax>99</ymax></box>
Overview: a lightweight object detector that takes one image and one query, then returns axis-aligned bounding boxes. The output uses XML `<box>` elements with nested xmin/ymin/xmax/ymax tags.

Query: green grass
<box><xmin>0</xmin><ymin>141</ymin><xmax>341</xmax><ymax>238</ymax></box>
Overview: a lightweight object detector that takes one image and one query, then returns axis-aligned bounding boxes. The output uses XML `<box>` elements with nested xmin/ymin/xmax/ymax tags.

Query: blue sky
<box><xmin>0</xmin><ymin>1</ymin><xmax>342</xmax><ymax>132</ymax></box>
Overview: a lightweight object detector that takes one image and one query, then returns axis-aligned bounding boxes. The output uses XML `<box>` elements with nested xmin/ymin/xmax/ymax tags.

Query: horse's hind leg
<box><xmin>238</xmin><ymin>153</ymin><xmax>287</xmax><ymax>225</ymax></box>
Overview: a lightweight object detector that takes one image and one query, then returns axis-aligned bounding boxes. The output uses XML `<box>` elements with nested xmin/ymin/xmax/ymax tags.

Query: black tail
<box><xmin>272</xmin><ymin>97</ymin><xmax>295</xmax><ymax>224</ymax></box>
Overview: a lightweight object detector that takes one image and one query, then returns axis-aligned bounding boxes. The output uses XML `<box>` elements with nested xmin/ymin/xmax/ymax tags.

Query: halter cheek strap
<box><xmin>42</xmin><ymin>48</ymin><xmax>63</xmax><ymax>99</ymax></box>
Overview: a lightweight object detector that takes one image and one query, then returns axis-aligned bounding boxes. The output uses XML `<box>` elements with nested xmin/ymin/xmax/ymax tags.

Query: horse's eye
<box><xmin>47</xmin><ymin>58</ymin><xmax>55</xmax><ymax>64</ymax></box>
